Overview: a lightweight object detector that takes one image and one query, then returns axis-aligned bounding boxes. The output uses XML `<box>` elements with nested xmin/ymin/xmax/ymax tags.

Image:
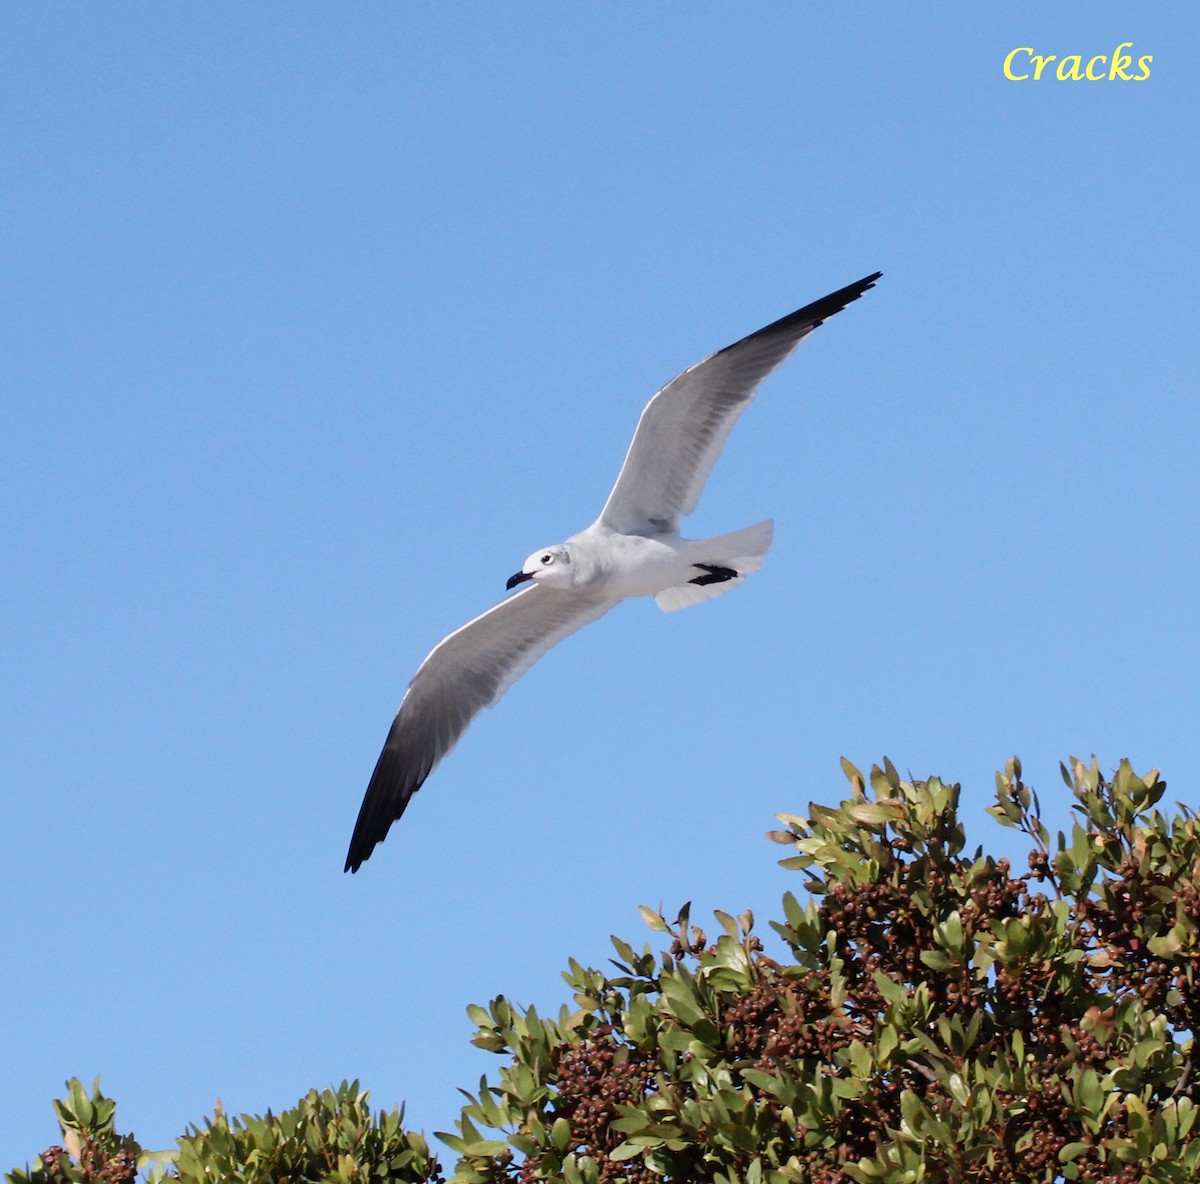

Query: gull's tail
<box><xmin>655</xmin><ymin>519</ymin><xmax>774</xmax><ymax>612</ymax></box>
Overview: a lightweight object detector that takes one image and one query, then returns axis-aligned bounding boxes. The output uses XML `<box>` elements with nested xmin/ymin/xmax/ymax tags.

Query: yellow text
<box><xmin>1004</xmin><ymin>43</ymin><xmax>1152</xmax><ymax>81</ymax></box>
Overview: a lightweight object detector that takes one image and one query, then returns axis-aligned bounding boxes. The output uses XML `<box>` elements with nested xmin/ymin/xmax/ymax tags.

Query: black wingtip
<box><xmin>342</xmin><ymin>753</ymin><xmax>394</xmax><ymax>873</ymax></box>
<box><xmin>344</xmin><ymin>820</ymin><xmax>391</xmax><ymax>874</ymax></box>
<box><xmin>343</xmin><ymin>794</ymin><xmax>396</xmax><ymax>874</ymax></box>
<box><xmin>713</xmin><ymin>271</ymin><xmax>882</xmax><ymax>359</ymax></box>
<box><xmin>781</xmin><ymin>271</ymin><xmax>882</xmax><ymax>330</ymax></box>
<box><xmin>343</xmin><ymin>831</ymin><xmax>377</xmax><ymax>874</ymax></box>
<box><xmin>343</xmin><ymin>732</ymin><xmax>430</xmax><ymax>873</ymax></box>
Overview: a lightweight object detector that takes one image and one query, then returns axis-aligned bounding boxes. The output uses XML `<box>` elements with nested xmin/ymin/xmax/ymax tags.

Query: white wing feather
<box><xmin>345</xmin><ymin>586</ymin><xmax>617</xmax><ymax>871</ymax></box>
<box><xmin>597</xmin><ymin>273</ymin><xmax>881</xmax><ymax>534</ymax></box>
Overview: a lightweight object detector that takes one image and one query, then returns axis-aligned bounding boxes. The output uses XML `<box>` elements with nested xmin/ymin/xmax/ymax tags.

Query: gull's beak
<box><xmin>506</xmin><ymin>570</ymin><xmax>534</xmax><ymax>591</ymax></box>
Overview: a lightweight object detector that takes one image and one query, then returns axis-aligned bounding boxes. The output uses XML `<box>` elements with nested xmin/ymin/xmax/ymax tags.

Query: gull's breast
<box><xmin>577</xmin><ymin>530</ymin><xmax>693</xmax><ymax>600</ymax></box>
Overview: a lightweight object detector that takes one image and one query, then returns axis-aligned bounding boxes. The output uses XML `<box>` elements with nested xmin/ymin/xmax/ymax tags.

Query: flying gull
<box><xmin>345</xmin><ymin>272</ymin><xmax>881</xmax><ymax>871</ymax></box>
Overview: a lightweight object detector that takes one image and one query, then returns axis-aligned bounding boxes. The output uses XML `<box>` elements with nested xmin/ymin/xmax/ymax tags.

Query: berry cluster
<box><xmin>529</xmin><ymin>1026</ymin><xmax>657</xmax><ymax>1184</ymax></box>
<box><xmin>37</xmin><ymin>1142</ymin><xmax>138</xmax><ymax>1184</ymax></box>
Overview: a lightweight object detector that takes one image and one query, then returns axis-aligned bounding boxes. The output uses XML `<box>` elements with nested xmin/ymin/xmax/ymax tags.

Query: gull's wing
<box><xmin>345</xmin><ymin>586</ymin><xmax>618</xmax><ymax>872</ymax></box>
<box><xmin>597</xmin><ymin>272</ymin><xmax>881</xmax><ymax>535</ymax></box>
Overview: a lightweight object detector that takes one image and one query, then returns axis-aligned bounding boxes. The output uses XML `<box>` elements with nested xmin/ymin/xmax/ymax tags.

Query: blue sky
<box><xmin>3</xmin><ymin>2</ymin><xmax>1197</xmax><ymax>1169</ymax></box>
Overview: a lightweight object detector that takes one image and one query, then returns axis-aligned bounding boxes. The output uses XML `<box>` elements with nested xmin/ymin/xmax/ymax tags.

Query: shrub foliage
<box><xmin>10</xmin><ymin>757</ymin><xmax>1200</xmax><ymax>1183</ymax></box>
<box><xmin>445</xmin><ymin>757</ymin><xmax>1200</xmax><ymax>1183</ymax></box>
<box><xmin>7</xmin><ymin>1079</ymin><xmax>440</xmax><ymax>1184</ymax></box>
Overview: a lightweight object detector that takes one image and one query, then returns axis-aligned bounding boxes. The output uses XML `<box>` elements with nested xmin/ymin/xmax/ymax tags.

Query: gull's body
<box><xmin>345</xmin><ymin>272</ymin><xmax>881</xmax><ymax>872</ymax></box>
<box><xmin>539</xmin><ymin>522</ymin><xmax>772</xmax><ymax>602</ymax></box>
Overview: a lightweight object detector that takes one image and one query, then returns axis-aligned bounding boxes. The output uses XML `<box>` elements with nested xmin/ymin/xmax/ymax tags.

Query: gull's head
<box><xmin>507</xmin><ymin>545</ymin><xmax>572</xmax><ymax>591</ymax></box>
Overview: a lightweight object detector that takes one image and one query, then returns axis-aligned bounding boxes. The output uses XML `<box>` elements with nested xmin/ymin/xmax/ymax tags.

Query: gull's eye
<box><xmin>541</xmin><ymin>553</ymin><xmax>554</xmax><ymax>565</ymax></box>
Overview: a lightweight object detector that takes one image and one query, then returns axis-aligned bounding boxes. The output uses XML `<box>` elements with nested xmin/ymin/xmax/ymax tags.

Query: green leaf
<box><xmin>551</xmin><ymin>1117</ymin><xmax>572</xmax><ymax>1152</ymax></box>
<box><xmin>740</xmin><ymin>1068</ymin><xmax>789</xmax><ymax>1099</ymax></box>
<box><xmin>639</xmin><ymin>906</ymin><xmax>669</xmax><ymax>932</ymax></box>
<box><xmin>778</xmin><ymin>855</ymin><xmax>811</xmax><ymax>871</ymax></box>
<box><xmin>846</xmin><ymin>801</ymin><xmax>902</xmax><ymax>828</ymax></box>
<box><xmin>607</xmin><ymin>1141</ymin><xmax>644</xmax><ymax>1162</ymax></box>
<box><xmin>877</xmin><ymin>1024</ymin><xmax>899</xmax><ymax>1064</ymax></box>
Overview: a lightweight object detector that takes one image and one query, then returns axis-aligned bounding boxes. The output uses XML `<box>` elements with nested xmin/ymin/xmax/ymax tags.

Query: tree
<box><xmin>7</xmin><ymin>1078</ymin><xmax>440</xmax><ymax>1184</ymax></box>
<box><xmin>445</xmin><ymin>758</ymin><xmax>1200</xmax><ymax>1183</ymax></box>
<box><xmin>11</xmin><ymin>758</ymin><xmax>1200</xmax><ymax>1183</ymax></box>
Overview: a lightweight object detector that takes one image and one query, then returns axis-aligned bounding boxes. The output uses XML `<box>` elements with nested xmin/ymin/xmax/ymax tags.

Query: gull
<box><xmin>345</xmin><ymin>272</ymin><xmax>881</xmax><ymax>872</ymax></box>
